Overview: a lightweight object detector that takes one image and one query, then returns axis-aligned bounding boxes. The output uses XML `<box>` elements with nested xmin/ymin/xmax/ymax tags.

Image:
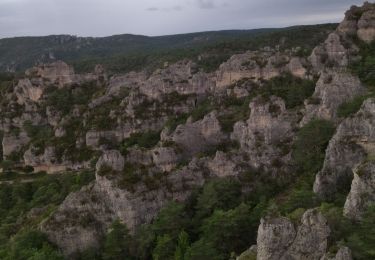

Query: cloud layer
<box><xmin>0</xmin><ymin>0</ymin><xmax>366</xmax><ymax>38</ymax></box>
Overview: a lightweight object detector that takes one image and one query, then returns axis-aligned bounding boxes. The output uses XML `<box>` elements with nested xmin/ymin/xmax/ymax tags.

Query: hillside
<box><xmin>0</xmin><ymin>2</ymin><xmax>375</xmax><ymax>260</ymax></box>
<box><xmin>0</xmin><ymin>24</ymin><xmax>336</xmax><ymax>73</ymax></box>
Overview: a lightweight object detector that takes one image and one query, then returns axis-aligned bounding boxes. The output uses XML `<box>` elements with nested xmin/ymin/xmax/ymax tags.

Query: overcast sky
<box><xmin>0</xmin><ymin>0</ymin><xmax>368</xmax><ymax>39</ymax></box>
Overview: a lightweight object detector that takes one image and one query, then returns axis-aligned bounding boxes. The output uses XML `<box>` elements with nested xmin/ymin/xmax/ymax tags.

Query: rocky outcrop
<box><xmin>95</xmin><ymin>150</ymin><xmax>125</xmax><ymax>172</ymax></box>
<box><xmin>314</xmin><ymin>98</ymin><xmax>375</xmax><ymax>199</ymax></box>
<box><xmin>357</xmin><ymin>7</ymin><xmax>375</xmax><ymax>43</ymax></box>
<box><xmin>25</xmin><ymin>61</ymin><xmax>76</xmax><ymax>87</ymax></box>
<box><xmin>339</xmin><ymin>2</ymin><xmax>375</xmax><ymax>44</ymax></box>
<box><xmin>14</xmin><ymin>79</ymin><xmax>44</xmax><ymax>104</ymax></box>
<box><xmin>139</xmin><ymin>60</ymin><xmax>214</xmax><ymax>99</ymax></box>
<box><xmin>41</xmin><ymin>153</ymin><xmax>206</xmax><ymax>257</ymax></box>
<box><xmin>232</xmin><ymin>96</ymin><xmax>297</xmax><ymax>172</ymax></box>
<box><xmin>207</xmin><ymin>151</ymin><xmax>239</xmax><ymax>177</ymax></box>
<box><xmin>344</xmin><ymin>161</ymin><xmax>375</xmax><ymax>220</ymax></box>
<box><xmin>165</xmin><ymin>111</ymin><xmax>225</xmax><ymax>156</ymax></box>
<box><xmin>309</xmin><ymin>32</ymin><xmax>351</xmax><ymax>71</ymax></box>
<box><xmin>256</xmin><ymin>209</ymin><xmax>330</xmax><ymax>260</ymax></box>
<box><xmin>216</xmin><ymin>50</ymin><xmax>307</xmax><ymax>89</ymax></box>
<box><xmin>301</xmin><ymin>70</ymin><xmax>365</xmax><ymax>125</ymax></box>
<box><xmin>2</xmin><ymin>131</ymin><xmax>30</xmax><ymax>159</ymax></box>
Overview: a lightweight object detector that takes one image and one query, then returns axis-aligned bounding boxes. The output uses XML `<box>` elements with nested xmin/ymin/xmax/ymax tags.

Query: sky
<box><xmin>0</xmin><ymin>0</ymin><xmax>368</xmax><ymax>39</ymax></box>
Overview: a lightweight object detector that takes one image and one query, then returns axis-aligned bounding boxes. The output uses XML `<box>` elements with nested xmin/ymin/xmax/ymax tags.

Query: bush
<box><xmin>261</xmin><ymin>73</ymin><xmax>316</xmax><ymax>109</ymax></box>
<box><xmin>102</xmin><ymin>220</ymin><xmax>131</xmax><ymax>260</ymax></box>
<box><xmin>120</xmin><ymin>131</ymin><xmax>160</xmax><ymax>155</ymax></box>
<box><xmin>292</xmin><ymin>119</ymin><xmax>335</xmax><ymax>174</ymax></box>
<box><xmin>337</xmin><ymin>95</ymin><xmax>368</xmax><ymax>118</ymax></box>
<box><xmin>351</xmin><ymin>41</ymin><xmax>375</xmax><ymax>89</ymax></box>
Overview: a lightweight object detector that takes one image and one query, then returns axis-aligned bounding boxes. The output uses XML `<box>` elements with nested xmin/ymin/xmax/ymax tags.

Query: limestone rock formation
<box><xmin>256</xmin><ymin>209</ymin><xmax>330</xmax><ymax>260</ymax></box>
<box><xmin>344</xmin><ymin>161</ymin><xmax>375</xmax><ymax>220</ymax></box>
<box><xmin>339</xmin><ymin>2</ymin><xmax>375</xmax><ymax>43</ymax></box>
<box><xmin>314</xmin><ymin>98</ymin><xmax>375</xmax><ymax>199</ymax></box>
<box><xmin>2</xmin><ymin>131</ymin><xmax>30</xmax><ymax>159</ymax></box>
<box><xmin>41</xmin><ymin>153</ymin><xmax>206</xmax><ymax>257</ymax></box>
<box><xmin>95</xmin><ymin>150</ymin><xmax>125</xmax><ymax>172</ymax></box>
<box><xmin>25</xmin><ymin>61</ymin><xmax>76</xmax><ymax>87</ymax></box>
<box><xmin>301</xmin><ymin>70</ymin><xmax>365</xmax><ymax>125</ymax></box>
<box><xmin>232</xmin><ymin>96</ymin><xmax>297</xmax><ymax>172</ymax></box>
<box><xmin>165</xmin><ymin>111</ymin><xmax>225</xmax><ymax>156</ymax></box>
<box><xmin>216</xmin><ymin>50</ymin><xmax>307</xmax><ymax>89</ymax></box>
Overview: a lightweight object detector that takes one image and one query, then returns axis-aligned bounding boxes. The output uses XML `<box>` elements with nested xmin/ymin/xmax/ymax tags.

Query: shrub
<box><xmin>261</xmin><ymin>73</ymin><xmax>316</xmax><ymax>109</ymax></box>
<box><xmin>120</xmin><ymin>131</ymin><xmax>160</xmax><ymax>155</ymax></box>
<box><xmin>292</xmin><ymin>119</ymin><xmax>335</xmax><ymax>174</ymax></box>
<box><xmin>337</xmin><ymin>95</ymin><xmax>368</xmax><ymax>118</ymax></box>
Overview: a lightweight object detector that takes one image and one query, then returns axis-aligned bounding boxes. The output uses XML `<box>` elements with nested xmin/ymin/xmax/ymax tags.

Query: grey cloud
<box><xmin>196</xmin><ymin>0</ymin><xmax>215</xmax><ymax>9</ymax></box>
<box><xmin>146</xmin><ymin>7</ymin><xmax>159</xmax><ymax>11</ymax></box>
<box><xmin>0</xmin><ymin>0</ymin><xmax>367</xmax><ymax>39</ymax></box>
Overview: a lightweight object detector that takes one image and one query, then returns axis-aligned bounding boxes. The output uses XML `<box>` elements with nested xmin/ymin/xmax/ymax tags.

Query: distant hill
<box><xmin>0</xmin><ymin>24</ymin><xmax>337</xmax><ymax>73</ymax></box>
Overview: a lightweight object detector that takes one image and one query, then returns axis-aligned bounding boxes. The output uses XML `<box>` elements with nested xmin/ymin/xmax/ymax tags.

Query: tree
<box><xmin>194</xmin><ymin>178</ymin><xmax>242</xmax><ymax>223</ymax></box>
<box><xmin>199</xmin><ymin>203</ymin><xmax>254</xmax><ymax>257</ymax></box>
<box><xmin>292</xmin><ymin>119</ymin><xmax>335</xmax><ymax>174</ymax></box>
<box><xmin>152</xmin><ymin>234</ymin><xmax>175</xmax><ymax>260</ymax></box>
<box><xmin>102</xmin><ymin>220</ymin><xmax>131</xmax><ymax>260</ymax></box>
<box><xmin>152</xmin><ymin>202</ymin><xmax>189</xmax><ymax>239</ymax></box>
<box><xmin>174</xmin><ymin>230</ymin><xmax>190</xmax><ymax>260</ymax></box>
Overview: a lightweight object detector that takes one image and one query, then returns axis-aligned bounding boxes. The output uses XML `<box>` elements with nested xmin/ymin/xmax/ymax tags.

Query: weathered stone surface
<box><xmin>140</xmin><ymin>60</ymin><xmax>214</xmax><ymax>99</ymax></box>
<box><xmin>151</xmin><ymin>147</ymin><xmax>179</xmax><ymax>172</ymax></box>
<box><xmin>357</xmin><ymin>6</ymin><xmax>375</xmax><ymax>43</ymax></box>
<box><xmin>216</xmin><ymin>50</ymin><xmax>306</xmax><ymax>89</ymax></box>
<box><xmin>14</xmin><ymin>79</ymin><xmax>44</xmax><ymax>104</ymax></box>
<box><xmin>95</xmin><ymin>150</ymin><xmax>125</xmax><ymax>172</ymax></box>
<box><xmin>301</xmin><ymin>70</ymin><xmax>366</xmax><ymax>125</ymax></box>
<box><xmin>314</xmin><ymin>98</ymin><xmax>375</xmax><ymax>199</ymax></box>
<box><xmin>41</xmin><ymin>158</ymin><xmax>206</xmax><ymax>257</ymax></box>
<box><xmin>257</xmin><ymin>216</ymin><xmax>296</xmax><ymax>260</ymax></box>
<box><xmin>285</xmin><ymin>209</ymin><xmax>330</xmax><ymax>260</ymax></box>
<box><xmin>344</xmin><ymin>161</ymin><xmax>375</xmax><ymax>220</ymax></box>
<box><xmin>166</xmin><ymin>111</ymin><xmax>225</xmax><ymax>156</ymax></box>
<box><xmin>232</xmin><ymin>96</ymin><xmax>296</xmax><ymax>172</ymax></box>
<box><xmin>256</xmin><ymin>209</ymin><xmax>330</xmax><ymax>260</ymax></box>
<box><xmin>207</xmin><ymin>151</ymin><xmax>239</xmax><ymax>177</ymax></box>
<box><xmin>2</xmin><ymin>131</ymin><xmax>30</xmax><ymax>159</ymax></box>
<box><xmin>25</xmin><ymin>61</ymin><xmax>76</xmax><ymax>87</ymax></box>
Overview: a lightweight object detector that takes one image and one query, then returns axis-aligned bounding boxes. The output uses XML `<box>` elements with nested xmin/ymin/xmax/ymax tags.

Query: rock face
<box><xmin>41</xmin><ymin>152</ymin><xmax>206</xmax><ymax>257</ymax></box>
<box><xmin>256</xmin><ymin>209</ymin><xmax>330</xmax><ymax>260</ymax></box>
<box><xmin>95</xmin><ymin>150</ymin><xmax>125</xmax><ymax>172</ymax></box>
<box><xmin>216</xmin><ymin>50</ymin><xmax>307</xmax><ymax>89</ymax></box>
<box><xmin>207</xmin><ymin>151</ymin><xmax>239</xmax><ymax>177</ymax></box>
<box><xmin>344</xmin><ymin>161</ymin><xmax>375</xmax><ymax>220</ymax></box>
<box><xmin>314</xmin><ymin>98</ymin><xmax>375</xmax><ymax>199</ymax></box>
<box><xmin>339</xmin><ymin>2</ymin><xmax>375</xmax><ymax>43</ymax></box>
<box><xmin>25</xmin><ymin>61</ymin><xmax>76</xmax><ymax>87</ymax></box>
<box><xmin>301</xmin><ymin>70</ymin><xmax>365</xmax><ymax>125</ymax></box>
<box><xmin>2</xmin><ymin>131</ymin><xmax>30</xmax><ymax>159</ymax></box>
<box><xmin>232</xmin><ymin>96</ymin><xmax>297</xmax><ymax>172</ymax></box>
<box><xmin>166</xmin><ymin>111</ymin><xmax>225</xmax><ymax>156</ymax></box>
<box><xmin>14</xmin><ymin>79</ymin><xmax>44</xmax><ymax>104</ymax></box>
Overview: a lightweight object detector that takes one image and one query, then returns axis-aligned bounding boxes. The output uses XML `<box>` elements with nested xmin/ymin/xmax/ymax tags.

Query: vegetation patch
<box><xmin>120</xmin><ymin>131</ymin><xmax>161</xmax><ymax>155</ymax></box>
